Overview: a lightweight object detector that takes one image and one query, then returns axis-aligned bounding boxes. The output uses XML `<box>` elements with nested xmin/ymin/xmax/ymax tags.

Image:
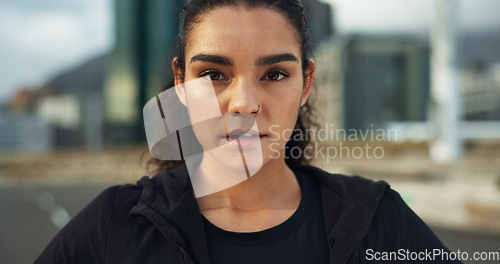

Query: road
<box><xmin>0</xmin><ymin>185</ymin><xmax>107</xmax><ymax>264</ymax></box>
<box><xmin>1</xmin><ymin>185</ymin><xmax>499</xmax><ymax>264</ymax></box>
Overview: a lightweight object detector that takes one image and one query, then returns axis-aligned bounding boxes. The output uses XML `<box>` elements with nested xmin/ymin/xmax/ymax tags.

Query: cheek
<box><xmin>267</xmin><ymin>87</ymin><xmax>302</xmax><ymax>118</ymax></box>
<box><xmin>266</xmin><ymin>102</ymin><xmax>300</xmax><ymax>140</ymax></box>
<box><xmin>266</xmin><ymin>75</ymin><xmax>303</xmax><ymax>98</ymax></box>
<box><xmin>183</xmin><ymin>78</ymin><xmax>222</xmax><ymax>123</ymax></box>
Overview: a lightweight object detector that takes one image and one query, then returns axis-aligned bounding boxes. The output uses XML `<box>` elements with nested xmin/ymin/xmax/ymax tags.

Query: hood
<box><xmin>130</xmin><ymin>163</ymin><xmax>389</xmax><ymax>264</ymax></box>
<box><xmin>129</xmin><ymin>164</ymin><xmax>210</xmax><ymax>264</ymax></box>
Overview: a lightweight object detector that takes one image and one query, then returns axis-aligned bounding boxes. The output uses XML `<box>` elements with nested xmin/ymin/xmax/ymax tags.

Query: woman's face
<box><xmin>174</xmin><ymin>6</ymin><xmax>314</xmax><ymax>172</ymax></box>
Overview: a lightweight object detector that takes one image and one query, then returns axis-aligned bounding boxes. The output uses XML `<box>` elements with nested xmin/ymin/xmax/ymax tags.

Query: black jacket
<box><xmin>35</xmin><ymin>164</ymin><xmax>460</xmax><ymax>264</ymax></box>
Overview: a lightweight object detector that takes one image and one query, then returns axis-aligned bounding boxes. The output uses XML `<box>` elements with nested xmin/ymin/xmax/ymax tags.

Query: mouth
<box><xmin>224</xmin><ymin>129</ymin><xmax>265</xmax><ymax>148</ymax></box>
<box><xmin>226</xmin><ymin>129</ymin><xmax>260</xmax><ymax>138</ymax></box>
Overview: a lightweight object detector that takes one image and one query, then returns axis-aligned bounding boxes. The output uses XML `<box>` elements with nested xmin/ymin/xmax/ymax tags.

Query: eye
<box><xmin>200</xmin><ymin>70</ymin><xmax>226</xmax><ymax>81</ymax></box>
<box><xmin>262</xmin><ymin>70</ymin><xmax>289</xmax><ymax>81</ymax></box>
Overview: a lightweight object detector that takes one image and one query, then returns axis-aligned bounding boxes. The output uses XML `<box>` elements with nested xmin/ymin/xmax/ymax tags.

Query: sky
<box><xmin>0</xmin><ymin>0</ymin><xmax>499</xmax><ymax>103</ymax></box>
<box><xmin>0</xmin><ymin>0</ymin><xmax>113</xmax><ymax>102</ymax></box>
<box><xmin>328</xmin><ymin>0</ymin><xmax>500</xmax><ymax>34</ymax></box>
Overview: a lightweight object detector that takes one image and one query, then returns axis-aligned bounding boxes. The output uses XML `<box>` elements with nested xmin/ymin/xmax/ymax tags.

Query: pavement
<box><xmin>0</xmin><ymin>184</ymin><xmax>107</xmax><ymax>264</ymax></box>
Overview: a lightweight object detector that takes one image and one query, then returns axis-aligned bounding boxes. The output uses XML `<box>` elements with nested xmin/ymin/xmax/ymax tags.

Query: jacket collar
<box><xmin>291</xmin><ymin>165</ymin><xmax>389</xmax><ymax>263</ymax></box>
<box><xmin>130</xmin><ymin>164</ymin><xmax>210</xmax><ymax>264</ymax></box>
<box><xmin>130</xmin><ymin>163</ymin><xmax>389</xmax><ymax>264</ymax></box>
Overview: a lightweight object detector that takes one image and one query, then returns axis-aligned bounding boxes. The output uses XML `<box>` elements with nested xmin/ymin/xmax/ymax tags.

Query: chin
<box><xmin>204</xmin><ymin>144</ymin><xmax>262</xmax><ymax>176</ymax></box>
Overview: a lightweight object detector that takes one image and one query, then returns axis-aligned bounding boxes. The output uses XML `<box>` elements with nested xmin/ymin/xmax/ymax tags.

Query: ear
<box><xmin>300</xmin><ymin>58</ymin><xmax>315</xmax><ymax>107</ymax></box>
<box><xmin>172</xmin><ymin>57</ymin><xmax>187</xmax><ymax>106</ymax></box>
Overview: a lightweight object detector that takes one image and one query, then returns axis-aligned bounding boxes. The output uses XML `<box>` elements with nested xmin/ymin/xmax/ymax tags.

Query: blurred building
<box><xmin>36</xmin><ymin>54</ymin><xmax>109</xmax><ymax>148</ymax></box>
<box><xmin>0</xmin><ymin>89</ymin><xmax>49</xmax><ymax>152</ymax></box>
<box><xmin>33</xmin><ymin>55</ymin><xmax>109</xmax><ymax>149</ymax></box>
<box><xmin>459</xmin><ymin>32</ymin><xmax>500</xmax><ymax>121</ymax></box>
<box><xmin>462</xmin><ymin>64</ymin><xmax>500</xmax><ymax>120</ymax></box>
<box><xmin>0</xmin><ymin>114</ymin><xmax>51</xmax><ymax>153</ymax></box>
<box><xmin>315</xmin><ymin>30</ymin><xmax>500</xmax><ymax>150</ymax></box>
<box><xmin>303</xmin><ymin>0</ymin><xmax>335</xmax><ymax>48</ymax></box>
<box><xmin>315</xmin><ymin>35</ymin><xmax>430</xmax><ymax>134</ymax></box>
<box><xmin>7</xmin><ymin>88</ymin><xmax>38</xmax><ymax>114</ymax></box>
<box><xmin>1</xmin><ymin>54</ymin><xmax>109</xmax><ymax>151</ymax></box>
<box><xmin>104</xmin><ymin>0</ymin><xmax>185</xmax><ymax>145</ymax></box>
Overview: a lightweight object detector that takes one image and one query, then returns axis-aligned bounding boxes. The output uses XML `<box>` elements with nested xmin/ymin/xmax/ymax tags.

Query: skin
<box><xmin>173</xmin><ymin>6</ymin><xmax>315</xmax><ymax>232</ymax></box>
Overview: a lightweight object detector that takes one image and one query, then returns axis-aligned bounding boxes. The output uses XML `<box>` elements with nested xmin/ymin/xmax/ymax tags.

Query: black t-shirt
<box><xmin>202</xmin><ymin>171</ymin><xmax>330</xmax><ymax>264</ymax></box>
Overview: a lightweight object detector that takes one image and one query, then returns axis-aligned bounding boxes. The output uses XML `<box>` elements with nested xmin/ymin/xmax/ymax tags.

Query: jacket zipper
<box><xmin>174</xmin><ymin>242</ymin><xmax>196</xmax><ymax>264</ymax></box>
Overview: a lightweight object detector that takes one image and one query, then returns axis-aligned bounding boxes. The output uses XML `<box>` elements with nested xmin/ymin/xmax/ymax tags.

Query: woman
<box><xmin>35</xmin><ymin>0</ymin><xmax>461</xmax><ymax>263</ymax></box>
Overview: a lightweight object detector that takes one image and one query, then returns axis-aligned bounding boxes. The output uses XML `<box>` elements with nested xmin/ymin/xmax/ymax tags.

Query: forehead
<box><xmin>185</xmin><ymin>6</ymin><xmax>301</xmax><ymax>59</ymax></box>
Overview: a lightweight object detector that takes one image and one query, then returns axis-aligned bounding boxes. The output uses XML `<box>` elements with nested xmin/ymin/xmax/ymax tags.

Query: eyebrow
<box><xmin>257</xmin><ymin>53</ymin><xmax>299</xmax><ymax>66</ymax></box>
<box><xmin>189</xmin><ymin>53</ymin><xmax>299</xmax><ymax>66</ymax></box>
<box><xmin>190</xmin><ymin>54</ymin><xmax>233</xmax><ymax>65</ymax></box>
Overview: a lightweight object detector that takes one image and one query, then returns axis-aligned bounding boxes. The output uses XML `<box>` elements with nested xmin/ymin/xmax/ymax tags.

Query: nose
<box><xmin>226</xmin><ymin>78</ymin><xmax>260</xmax><ymax>115</ymax></box>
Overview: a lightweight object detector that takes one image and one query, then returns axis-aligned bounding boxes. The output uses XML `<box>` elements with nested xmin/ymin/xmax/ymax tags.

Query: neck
<box><xmin>196</xmin><ymin>156</ymin><xmax>300</xmax><ymax>212</ymax></box>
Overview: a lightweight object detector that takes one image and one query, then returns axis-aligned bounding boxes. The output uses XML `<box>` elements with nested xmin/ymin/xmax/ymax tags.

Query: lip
<box><xmin>224</xmin><ymin>129</ymin><xmax>264</xmax><ymax>149</ymax></box>
<box><xmin>226</xmin><ymin>129</ymin><xmax>260</xmax><ymax>137</ymax></box>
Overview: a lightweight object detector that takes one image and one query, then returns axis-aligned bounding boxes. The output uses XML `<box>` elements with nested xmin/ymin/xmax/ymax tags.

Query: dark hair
<box><xmin>146</xmin><ymin>0</ymin><xmax>318</xmax><ymax>174</ymax></box>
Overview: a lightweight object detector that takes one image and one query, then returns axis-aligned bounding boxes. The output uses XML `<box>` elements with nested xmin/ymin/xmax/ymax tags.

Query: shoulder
<box><xmin>34</xmin><ymin>184</ymin><xmax>144</xmax><ymax>264</ymax></box>
<box><xmin>363</xmin><ymin>188</ymin><xmax>455</xmax><ymax>259</ymax></box>
<box><xmin>291</xmin><ymin>165</ymin><xmax>457</xmax><ymax>262</ymax></box>
<box><xmin>292</xmin><ymin>164</ymin><xmax>389</xmax><ymax>202</ymax></box>
<box><xmin>70</xmin><ymin>184</ymin><xmax>144</xmax><ymax>225</ymax></box>
<box><xmin>369</xmin><ymin>187</ymin><xmax>434</xmax><ymax>241</ymax></box>
<box><xmin>362</xmin><ymin>188</ymin><xmax>407</xmax><ymax>246</ymax></box>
